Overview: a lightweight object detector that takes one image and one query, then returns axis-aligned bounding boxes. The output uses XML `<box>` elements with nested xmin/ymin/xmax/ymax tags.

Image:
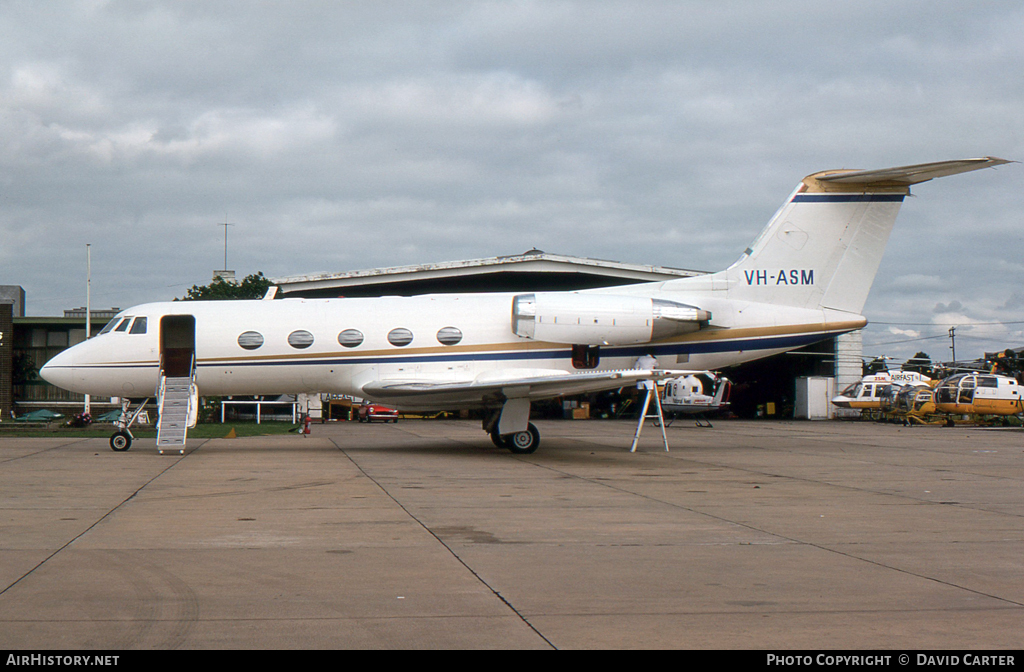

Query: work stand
<box><xmin>630</xmin><ymin>381</ymin><xmax>669</xmax><ymax>452</ymax></box>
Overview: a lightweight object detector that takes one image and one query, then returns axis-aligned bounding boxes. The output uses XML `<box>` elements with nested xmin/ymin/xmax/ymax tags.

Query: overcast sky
<box><xmin>2</xmin><ymin>0</ymin><xmax>1021</xmax><ymax>364</ymax></box>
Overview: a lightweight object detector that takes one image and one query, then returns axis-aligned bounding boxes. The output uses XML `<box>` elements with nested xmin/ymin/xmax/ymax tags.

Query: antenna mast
<box><xmin>219</xmin><ymin>218</ymin><xmax>235</xmax><ymax>271</ymax></box>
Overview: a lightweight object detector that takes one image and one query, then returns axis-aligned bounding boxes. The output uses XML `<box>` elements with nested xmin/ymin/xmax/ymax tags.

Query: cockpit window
<box><xmin>129</xmin><ymin>317</ymin><xmax>148</xmax><ymax>334</ymax></box>
<box><xmin>114</xmin><ymin>317</ymin><xmax>133</xmax><ymax>332</ymax></box>
<box><xmin>99</xmin><ymin>318</ymin><xmax>122</xmax><ymax>334</ymax></box>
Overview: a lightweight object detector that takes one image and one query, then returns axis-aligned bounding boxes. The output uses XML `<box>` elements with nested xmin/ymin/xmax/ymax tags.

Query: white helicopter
<box><xmin>659</xmin><ymin>373</ymin><xmax>731</xmax><ymax>427</ymax></box>
<box><xmin>40</xmin><ymin>158</ymin><xmax>1010</xmax><ymax>454</ymax></box>
<box><xmin>831</xmin><ymin>369</ymin><xmax>933</xmax><ymax>413</ymax></box>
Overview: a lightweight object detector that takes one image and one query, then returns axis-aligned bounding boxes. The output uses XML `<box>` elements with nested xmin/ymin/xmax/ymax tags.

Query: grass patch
<box><xmin>0</xmin><ymin>421</ymin><xmax>301</xmax><ymax>439</ymax></box>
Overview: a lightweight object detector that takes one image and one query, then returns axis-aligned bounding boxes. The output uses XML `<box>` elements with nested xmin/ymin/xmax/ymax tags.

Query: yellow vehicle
<box><xmin>934</xmin><ymin>373</ymin><xmax>1024</xmax><ymax>419</ymax></box>
<box><xmin>886</xmin><ymin>384</ymin><xmax>947</xmax><ymax>425</ymax></box>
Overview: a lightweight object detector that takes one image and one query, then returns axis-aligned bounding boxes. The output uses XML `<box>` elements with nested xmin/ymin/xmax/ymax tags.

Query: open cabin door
<box><xmin>157</xmin><ymin>315</ymin><xmax>198</xmax><ymax>454</ymax></box>
<box><xmin>161</xmin><ymin>315</ymin><xmax>196</xmax><ymax>378</ymax></box>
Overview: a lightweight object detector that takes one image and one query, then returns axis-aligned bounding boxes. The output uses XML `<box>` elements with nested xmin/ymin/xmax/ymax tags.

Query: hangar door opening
<box><xmin>160</xmin><ymin>315</ymin><xmax>196</xmax><ymax>378</ymax></box>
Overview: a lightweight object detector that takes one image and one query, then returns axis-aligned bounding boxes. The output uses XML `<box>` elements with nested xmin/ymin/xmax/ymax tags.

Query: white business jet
<box><xmin>41</xmin><ymin>158</ymin><xmax>1010</xmax><ymax>454</ymax></box>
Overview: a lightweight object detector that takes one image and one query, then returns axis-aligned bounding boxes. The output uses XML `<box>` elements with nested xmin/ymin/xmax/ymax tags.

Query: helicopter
<box><xmin>933</xmin><ymin>373</ymin><xmax>1024</xmax><ymax>418</ymax></box>
<box><xmin>831</xmin><ymin>369</ymin><xmax>933</xmax><ymax>417</ymax></box>
<box><xmin>659</xmin><ymin>373</ymin><xmax>731</xmax><ymax>427</ymax></box>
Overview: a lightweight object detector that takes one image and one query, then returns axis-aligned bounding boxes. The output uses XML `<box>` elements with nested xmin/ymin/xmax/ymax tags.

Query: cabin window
<box><xmin>288</xmin><ymin>330</ymin><xmax>315</xmax><ymax>349</ymax></box>
<box><xmin>114</xmin><ymin>317</ymin><xmax>133</xmax><ymax>332</ymax></box>
<box><xmin>436</xmin><ymin>326</ymin><xmax>462</xmax><ymax>346</ymax></box>
<box><xmin>860</xmin><ymin>384</ymin><xmax>874</xmax><ymax>398</ymax></box>
<box><xmin>238</xmin><ymin>331</ymin><xmax>264</xmax><ymax>350</ymax></box>
<box><xmin>129</xmin><ymin>317</ymin><xmax>148</xmax><ymax>334</ymax></box>
<box><xmin>387</xmin><ymin>328</ymin><xmax>413</xmax><ymax>347</ymax></box>
<box><xmin>978</xmin><ymin>376</ymin><xmax>998</xmax><ymax>388</ymax></box>
<box><xmin>572</xmin><ymin>344</ymin><xmax>600</xmax><ymax>369</ymax></box>
<box><xmin>338</xmin><ymin>329</ymin><xmax>364</xmax><ymax>348</ymax></box>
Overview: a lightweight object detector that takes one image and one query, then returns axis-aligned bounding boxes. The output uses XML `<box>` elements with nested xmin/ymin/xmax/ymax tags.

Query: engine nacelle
<box><xmin>511</xmin><ymin>293</ymin><xmax>710</xmax><ymax>345</ymax></box>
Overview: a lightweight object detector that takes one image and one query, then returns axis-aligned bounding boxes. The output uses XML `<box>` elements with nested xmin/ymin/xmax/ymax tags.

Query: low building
<box><xmin>1</xmin><ymin>300</ymin><xmax>13</xmax><ymax>420</ymax></box>
<box><xmin>0</xmin><ymin>286</ymin><xmax>25</xmax><ymax>318</ymax></box>
<box><xmin>9</xmin><ymin>312</ymin><xmax>120</xmax><ymax>418</ymax></box>
<box><xmin>63</xmin><ymin>307</ymin><xmax>121</xmax><ymax>319</ymax></box>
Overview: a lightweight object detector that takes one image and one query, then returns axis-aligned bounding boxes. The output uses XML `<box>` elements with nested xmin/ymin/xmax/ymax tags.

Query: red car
<box><xmin>358</xmin><ymin>403</ymin><xmax>399</xmax><ymax>423</ymax></box>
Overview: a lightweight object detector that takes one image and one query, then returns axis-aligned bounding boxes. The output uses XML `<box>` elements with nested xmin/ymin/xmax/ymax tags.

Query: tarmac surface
<box><xmin>1</xmin><ymin>418</ymin><xmax>1022</xmax><ymax>650</ymax></box>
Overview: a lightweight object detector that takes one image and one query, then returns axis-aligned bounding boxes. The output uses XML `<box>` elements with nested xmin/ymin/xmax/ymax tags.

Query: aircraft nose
<box><xmin>40</xmin><ymin>349</ymin><xmax>75</xmax><ymax>392</ymax></box>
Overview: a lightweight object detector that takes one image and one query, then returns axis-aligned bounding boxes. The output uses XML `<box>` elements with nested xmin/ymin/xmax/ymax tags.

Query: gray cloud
<box><xmin>934</xmin><ymin>300</ymin><xmax>964</xmax><ymax>314</ymax></box>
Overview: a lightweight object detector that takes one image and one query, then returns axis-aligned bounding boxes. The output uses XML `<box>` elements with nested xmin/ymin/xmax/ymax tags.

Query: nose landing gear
<box><xmin>110</xmin><ymin>430</ymin><xmax>132</xmax><ymax>451</ymax></box>
<box><xmin>108</xmin><ymin>398</ymin><xmax>150</xmax><ymax>452</ymax></box>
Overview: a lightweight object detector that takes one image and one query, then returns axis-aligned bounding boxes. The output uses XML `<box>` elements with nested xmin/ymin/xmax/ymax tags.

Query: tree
<box><xmin>904</xmin><ymin>352</ymin><xmax>933</xmax><ymax>375</ymax></box>
<box><xmin>864</xmin><ymin>357</ymin><xmax>888</xmax><ymax>375</ymax></box>
<box><xmin>12</xmin><ymin>352</ymin><xmax>38</xmax><ymax>385</ymax></box>
<box><xmin>178</xmin><ymin>272</ymin><xmax>272</xmax><ymax>301</ymax></box>
<box><xmin>990</xmin><ymin>348</ymin><xmax>1023</xmax><ymax>376</ymax></box>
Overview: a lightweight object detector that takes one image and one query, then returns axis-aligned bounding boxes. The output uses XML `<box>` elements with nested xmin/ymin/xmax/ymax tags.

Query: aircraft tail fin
<box><xmin>710</xmin><ymin>157</ymin><xmax>1011</xmax><ymax>314</ymax></box>
<box><xmin>712</xmin><ymin>376</ymin><xmax>731</xmax><ymax>406</ymax></box>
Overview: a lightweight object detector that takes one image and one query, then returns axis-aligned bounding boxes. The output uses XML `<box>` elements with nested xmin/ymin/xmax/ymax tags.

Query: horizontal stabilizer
<box><xmin>815</xmin><ymin>157</ymin><xmax>1011</xmax><ymax>186</ymax></box>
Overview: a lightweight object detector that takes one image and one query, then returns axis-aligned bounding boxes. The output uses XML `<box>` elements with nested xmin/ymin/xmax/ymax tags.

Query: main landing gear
<box><xmin>489</xmin><ymin>422</ymin><xmax>541</xmax><ymax>454</ymax></box>
<box><xmin>484</xmin><ymin>408</ymin><xmax>541</xmax><ymax>454</ymax></box>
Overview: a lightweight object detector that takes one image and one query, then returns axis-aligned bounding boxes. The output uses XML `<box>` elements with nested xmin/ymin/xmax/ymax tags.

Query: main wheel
<box><xmin>504</xmin><ymin>423</ymin><xmax>540</xmax><ymax>455</ymax></box>
<box><xmin>110</xmin><ymin>431</ymin><xmax>132</xmax><ymax>452</ymax></box>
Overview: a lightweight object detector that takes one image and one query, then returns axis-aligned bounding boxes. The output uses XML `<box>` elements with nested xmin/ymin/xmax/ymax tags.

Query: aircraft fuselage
<box><xmin>41</xmin><ymin>286</ymin><xmax>859</xmax><ymax>407</ymax></box>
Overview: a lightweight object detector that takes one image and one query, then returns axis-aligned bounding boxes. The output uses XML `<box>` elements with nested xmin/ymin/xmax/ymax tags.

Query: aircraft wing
<box><xmin>361</xmin><ymin>368</ymin><xmax>690</xmax><ymax>411</ymax></box>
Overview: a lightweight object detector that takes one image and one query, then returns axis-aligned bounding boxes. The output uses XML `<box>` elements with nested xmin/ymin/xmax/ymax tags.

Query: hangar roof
<box><xmin>271</xmin><ymin>250</ymin><xmax>705</xmax><ymax>298</ymax></box>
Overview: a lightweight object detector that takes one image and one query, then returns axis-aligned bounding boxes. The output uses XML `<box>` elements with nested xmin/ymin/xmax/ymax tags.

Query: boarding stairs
<box><xmin>156</xmin><ymin>355</ymin><xmax>198</xmax><ymax>454</ymax></box>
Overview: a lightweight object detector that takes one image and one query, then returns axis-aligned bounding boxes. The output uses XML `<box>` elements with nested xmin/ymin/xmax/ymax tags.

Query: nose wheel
<box><xmin>110</xmin><ymin>430</ymin><xmax>133</xmax><ymax>452</ymax></box>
